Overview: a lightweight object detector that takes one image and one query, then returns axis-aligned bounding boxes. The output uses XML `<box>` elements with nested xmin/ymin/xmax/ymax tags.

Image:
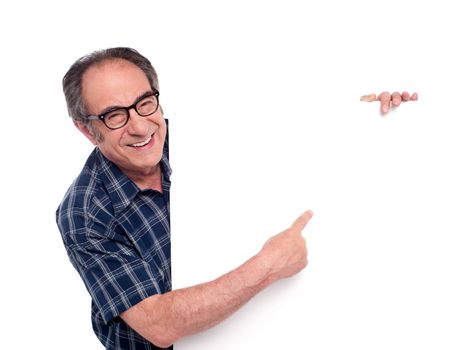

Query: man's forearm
<box><xmin>121</xmin><ymin>252</ymin><xmax>274</xmax><ymax>348</ymax></box>
<box><xmin>120</xmin><ymin>210</ymin><xmax>312</xmax><ymax>348</ymax></box>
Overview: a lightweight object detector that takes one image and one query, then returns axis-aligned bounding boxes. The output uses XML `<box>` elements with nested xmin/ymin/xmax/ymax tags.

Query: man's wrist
<box><xmin>236</xmin><ymin>253</ymin><xmax>276</xmax><ymax>291</ymax></box>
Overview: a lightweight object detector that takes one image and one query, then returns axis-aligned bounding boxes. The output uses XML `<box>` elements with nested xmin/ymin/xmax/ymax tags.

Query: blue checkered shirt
<box><xmin>56</xmin><ymin>129</ymin><xmax>172</xmax><ymax>350</ymax></box>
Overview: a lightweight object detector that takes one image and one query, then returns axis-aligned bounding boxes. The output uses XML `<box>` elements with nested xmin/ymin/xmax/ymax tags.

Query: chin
<box><xmin>141</xmin><ymin>158</ymin><xmax>162</xmax><ymax>171</ymax></box>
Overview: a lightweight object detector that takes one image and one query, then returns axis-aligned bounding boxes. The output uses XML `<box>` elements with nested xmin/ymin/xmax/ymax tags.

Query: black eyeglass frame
<box><xmin>86</xmin><ymin>91</ymin><xmax>160</xmax><ymax>130</ymax></box>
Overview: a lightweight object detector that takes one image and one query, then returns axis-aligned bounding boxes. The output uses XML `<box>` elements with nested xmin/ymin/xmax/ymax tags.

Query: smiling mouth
<box><xmin>130</xmin><ymin>135</ymin><xmax>152</xmax><ymax>147</ymax></box>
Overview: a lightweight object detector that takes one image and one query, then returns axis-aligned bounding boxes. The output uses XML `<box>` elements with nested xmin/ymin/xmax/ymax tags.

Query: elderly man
<box><xmin>56</xmin><ymin>47</ymin><xmax>416</xmax><ymax>349</ymax></box>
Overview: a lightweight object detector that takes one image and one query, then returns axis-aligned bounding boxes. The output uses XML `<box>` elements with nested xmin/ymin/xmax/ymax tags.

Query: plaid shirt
<box><xmin>56</xmin><ymin>128</ymin><xmax>172</xmax><ymax>350</ymax></box>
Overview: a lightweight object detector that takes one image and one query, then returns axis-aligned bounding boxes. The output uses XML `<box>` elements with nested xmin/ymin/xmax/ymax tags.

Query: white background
<box><xmin>1</xmin><ymin>1</ymin><xmax>457</xmax><ymax>349</ymax></box>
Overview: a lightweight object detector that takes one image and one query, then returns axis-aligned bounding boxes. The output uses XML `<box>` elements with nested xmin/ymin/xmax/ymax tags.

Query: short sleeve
<box><xmin>63</xmin><ymin>213</ymin><xmax>162</xmax><ymax>324</ymax></box>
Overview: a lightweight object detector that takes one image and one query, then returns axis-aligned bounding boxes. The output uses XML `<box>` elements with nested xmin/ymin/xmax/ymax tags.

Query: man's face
<box><xmin>80</xmin><ymin>59</ymin><xmax>166</xmax><ymax>179</ymax></box>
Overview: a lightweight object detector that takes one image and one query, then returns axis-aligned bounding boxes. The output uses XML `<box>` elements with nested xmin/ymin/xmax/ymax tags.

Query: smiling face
<box><xmin>78</xmin><ymin>59</ymin><xmax>166</xmax><ymax>185</ymax></box>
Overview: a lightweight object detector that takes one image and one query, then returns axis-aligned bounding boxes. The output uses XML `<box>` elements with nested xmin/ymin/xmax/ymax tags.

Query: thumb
<box><xmin>360</xmin><ymin>93</ymin><xmax>377</xmax><ymax>102</ymax></box>
<box><xmin>291</xmin><ymin>210</ymin><xmax>313</xmax><ymax>232</ymax></box>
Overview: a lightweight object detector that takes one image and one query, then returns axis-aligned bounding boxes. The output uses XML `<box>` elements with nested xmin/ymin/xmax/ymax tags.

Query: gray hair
<box><xmin>62</xmin><ymin>47</ymin><xmax>159</xmax><ymax>126</ymax></box>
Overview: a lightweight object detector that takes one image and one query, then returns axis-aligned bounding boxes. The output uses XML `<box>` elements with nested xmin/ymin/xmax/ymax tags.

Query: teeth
<box><xmin>131</xmin><ymin>136</ymin><xmax>152</xmax><ymax>147</ymax></box>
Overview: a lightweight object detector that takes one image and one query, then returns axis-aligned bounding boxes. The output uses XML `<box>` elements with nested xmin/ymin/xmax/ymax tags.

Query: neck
<box><xmin>124</xmin><ymin>165</ymin><xmax>163</xmax><ymax>192</ymax></box>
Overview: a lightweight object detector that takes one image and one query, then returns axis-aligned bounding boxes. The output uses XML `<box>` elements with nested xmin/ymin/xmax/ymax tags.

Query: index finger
<box><xmin>291</xmin><ymin>210</ymin><xmax>314</xmax><ymax>232</ymax></box>
<box><xmin>378</xmin><ymin>91</ymin><xmax>391</xmax><ymax>115</ymax></box>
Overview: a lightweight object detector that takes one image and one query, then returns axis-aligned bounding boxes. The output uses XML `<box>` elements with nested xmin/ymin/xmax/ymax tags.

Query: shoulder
<box><xmin>56</xmin><ymin>150</ymin><xmax>113</xmax><ymax>240</ymax></box>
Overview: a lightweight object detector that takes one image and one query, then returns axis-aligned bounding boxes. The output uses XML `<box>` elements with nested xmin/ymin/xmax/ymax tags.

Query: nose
<box><xmin>125</xmin><ymin>108</ymin><xmax>149</xmax><ymax>136</ymax></box>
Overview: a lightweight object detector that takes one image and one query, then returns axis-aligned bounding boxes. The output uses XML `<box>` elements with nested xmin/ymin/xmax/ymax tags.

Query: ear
<box><xmin>74</xmin><ymin>120</ymin><xmax>98</xmax><ymax>145</ymax></box>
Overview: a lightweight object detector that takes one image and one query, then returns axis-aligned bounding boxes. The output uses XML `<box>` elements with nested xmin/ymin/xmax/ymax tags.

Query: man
<box><xmin>56</xmin><ymin>47</ymin><xmax>416</xmax><ymax>349</ymax></box>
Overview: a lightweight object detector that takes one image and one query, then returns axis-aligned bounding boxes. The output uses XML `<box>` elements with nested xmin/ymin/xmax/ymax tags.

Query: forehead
<box><xmin>82</xmin><ymin>59</ymin><xmax>151</xmax><ymax>113</ymax></box>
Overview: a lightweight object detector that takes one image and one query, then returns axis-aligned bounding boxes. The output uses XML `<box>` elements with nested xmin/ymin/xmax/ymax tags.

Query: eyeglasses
<box><xmin>86</xmin><ymin>91</ymin><xmax>160</xmax><ymax>130</ymax></box>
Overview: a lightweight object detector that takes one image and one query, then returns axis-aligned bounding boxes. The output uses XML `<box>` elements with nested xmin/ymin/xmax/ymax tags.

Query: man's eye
<box><xmin>138</xmin><ymin>99</ymin><xmax>153</xmax><ymax>108</ymax></box>
<box><xmin>106</xmin><ymin>111</ymin><xmax>126</xmax><ymax>122</ymax></box>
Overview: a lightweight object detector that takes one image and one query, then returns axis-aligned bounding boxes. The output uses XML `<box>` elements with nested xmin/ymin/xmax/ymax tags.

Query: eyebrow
<box><xmin>97</xmin><ymin>90</ymin><xmax>156</xmax><ymax>116</ymax></box>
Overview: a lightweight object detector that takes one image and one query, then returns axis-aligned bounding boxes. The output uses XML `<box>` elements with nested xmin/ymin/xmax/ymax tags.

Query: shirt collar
<box><xmin>95</xmin><ymin>119</ymin><xmax>172</xmax><ymax>217</ymax></box>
